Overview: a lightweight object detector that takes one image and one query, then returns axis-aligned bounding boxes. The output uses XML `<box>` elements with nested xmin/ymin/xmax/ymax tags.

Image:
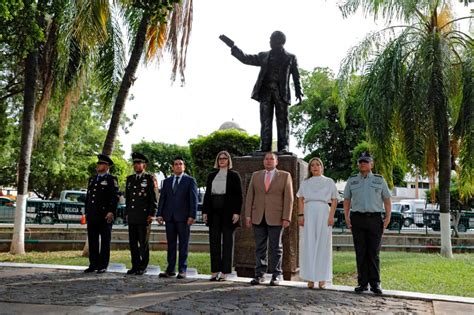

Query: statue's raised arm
<box><xmin>219</xmin><ymin>31</ymin><xmax>303</xmax><ymax>154</ymax></box>
<box><xmin>219</xmin><ymin>34</ymin><xmax>234</xmax><ymax>48</ymax></box>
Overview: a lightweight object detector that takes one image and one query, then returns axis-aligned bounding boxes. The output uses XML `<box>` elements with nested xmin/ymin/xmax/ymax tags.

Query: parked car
<box><xmin>0</xmin><ymin>197</ymin><xmax>15</xmax><ymax>207</ymax></box>
<box><xmin>332</xmin><ymin>202</ymin><xmax>402</xmax><ymax>231</ymax></box>
<box><xmin>27</xmin><ymin>190</ymin><xmax>125</xmax><ymax>224</ymax></box>
<box><xmin>423</xmin><ymin>210</ymin><xmax>473</xmax><ymax>232</ymax></box>
<box><xmin>392</xmin><ymin>199</ymin><xmax>427</xmax><ymax>227</ymax></box>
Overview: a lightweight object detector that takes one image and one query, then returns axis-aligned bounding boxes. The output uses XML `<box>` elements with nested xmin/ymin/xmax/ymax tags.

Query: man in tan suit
<box><xmin>245</xmin><ymin>152</ymin><xmax>294</xmax><ymax>286</ymax></box>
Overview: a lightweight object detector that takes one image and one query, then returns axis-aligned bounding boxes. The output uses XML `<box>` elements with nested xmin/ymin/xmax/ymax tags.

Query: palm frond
<box><xmin>72</xmin><ymin>0</ymin><xmax>110</xmax><ymax>49</ymax></box>
<box><xmin>94</xmin><ymin>3</ymin><xmax>126</xmax><ymax>110</ymax></box>
<box><xmin>338</xmin><ymin>0</ymin><xmax>432</xmax><ymax>23</ymax></box>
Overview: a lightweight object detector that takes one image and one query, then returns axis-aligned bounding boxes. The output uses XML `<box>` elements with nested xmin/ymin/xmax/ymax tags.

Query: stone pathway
<box><xmin>0</xmin><ymin>266</ymin><xmax>472</xmax><ymax>314</ymax></box>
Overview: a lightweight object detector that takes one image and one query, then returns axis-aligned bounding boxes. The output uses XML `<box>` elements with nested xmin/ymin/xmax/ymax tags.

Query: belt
<box><xmin>351</xmin><ymin>212</ymin><xmax>382</xmax><ymax>217</ymax></box>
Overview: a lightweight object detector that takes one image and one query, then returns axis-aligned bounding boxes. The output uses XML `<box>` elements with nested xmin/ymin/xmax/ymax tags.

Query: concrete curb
<box><xmin>1</xmin><ymin>262</ymin><xmax>473</xmax><ymax>305</ymax></box>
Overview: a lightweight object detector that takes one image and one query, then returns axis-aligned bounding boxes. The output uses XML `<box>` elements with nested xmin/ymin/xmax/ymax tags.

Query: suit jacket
<box><xmin>245</xmin><ymin>169</ymin><xmax>294</xmax><ymax>226</ymax></box>
<box><xmin>85</xmin><ymin>173</ymin><xmax>118</xmax><ymax>223</ymax></box>
<box><xmin>202</xmin><ymin>169</ymin><xmax>243</xmax><ymax>228</ymax></box>
<box><xmin>125</xmin><ymin>173</ymin><xmax>158</xmax><ymax>225</ymax></box>
<box><xmin>231</xmin><ymin>46</ymin><xmax>302</xmax><ymax>104</ymax></box>
<box><xmin>157</xmin><ymin>174</ymin><xmax>198</xmax><ymax>222</ymax></box>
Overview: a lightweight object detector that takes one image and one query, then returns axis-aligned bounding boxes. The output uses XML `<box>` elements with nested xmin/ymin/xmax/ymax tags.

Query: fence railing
<box><xmin>1</xmin><ymin>205</ymin><xmax>472</xmax><ymax>235</ymax></box>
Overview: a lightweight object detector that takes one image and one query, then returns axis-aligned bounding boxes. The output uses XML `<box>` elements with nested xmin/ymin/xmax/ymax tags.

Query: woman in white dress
<box><xmin>297</xmin><ymin>157</ymin><xmax>338</xmax><ymax>289</ymax></box>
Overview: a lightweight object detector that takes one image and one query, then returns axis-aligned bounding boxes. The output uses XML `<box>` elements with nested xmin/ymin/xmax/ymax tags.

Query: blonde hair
<box><xmin>306</xmin><ymin>157</ymin><xmax>324</xmax><ymax>179</ymax></box>
<box><xmin>213</xmin><ymin>150</ymin><xmax>233</xmax><ymax>169</ymax></box>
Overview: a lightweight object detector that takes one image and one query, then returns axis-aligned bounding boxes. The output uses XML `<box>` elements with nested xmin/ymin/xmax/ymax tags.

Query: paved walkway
<box><xmin>0</xmin><ymin>264</ymin><xmax>472</xmax><ymax>314</ymax></box>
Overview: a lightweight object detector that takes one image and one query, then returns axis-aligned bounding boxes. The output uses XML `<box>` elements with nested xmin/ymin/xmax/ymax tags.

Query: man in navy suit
<box><xmin>157</xmin><ymin>157</ymin><xmax>198</xmax><ymax>279</ymax></box>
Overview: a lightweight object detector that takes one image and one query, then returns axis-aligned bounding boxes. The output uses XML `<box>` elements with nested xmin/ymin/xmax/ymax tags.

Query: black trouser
<box><xmin>350</xmin><ymin>212</ymin><xmax>384</xmax><ymax>288</ymax></box>
<box><xmin>260</xmin><ymin>84</ymin><xmax>289</xmax><ymax>152</ymax></box>
<box><xmin>252</xmin><ymin>218</ymin><xmax>284</xmax><ymax>278</ymax></box>
<box><xmin>128</xmin><ymin>223</ymin><xmax>150</xmax><ymax>270</ymax></box>
<box><xmin>87</xmin><ymin>220</ymin><xmax>112</xmax><ymax>270</ymax></box>
<box><xmin>209</xmin><ymin>211</ymin><xmax>235</xmax><ymax>274</ymax></box>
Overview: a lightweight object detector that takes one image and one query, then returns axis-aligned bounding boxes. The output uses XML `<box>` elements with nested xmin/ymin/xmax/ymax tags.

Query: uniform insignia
<box><xmin>351</xmin><ymin>180</ymin><xmax>359</xmax><ymax>185</ymax></box>
<box><xmin>100</xmin><ymin>180</ymin><xmax>108</xmax><ymax>185</ymax></box>
<box><xmin>141</xmin><ymin>182</ymin><xmax>147</xmax><ymax>187</ymax></box>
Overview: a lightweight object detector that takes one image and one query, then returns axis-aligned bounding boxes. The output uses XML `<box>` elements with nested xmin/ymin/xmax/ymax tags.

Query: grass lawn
<box><xmin>0</xmin><ymin>250</ymin><xmax>472</xmax><ymax>297</ymax></box>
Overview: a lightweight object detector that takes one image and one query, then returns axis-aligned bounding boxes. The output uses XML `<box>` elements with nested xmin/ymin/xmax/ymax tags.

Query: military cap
<box><xmin>357</xmin><ymin>151</ymin><xmax>373</xmax><ymax>163</ymax></box>
<box><xmin>97</xmin><ymin>154</ymin><xmax>114</xmax><ymax>166</ymax></box>
<box><xmin>132</xmin><ymin>152</ymin><xmax>148</xmax><ymax>163</ymax></box>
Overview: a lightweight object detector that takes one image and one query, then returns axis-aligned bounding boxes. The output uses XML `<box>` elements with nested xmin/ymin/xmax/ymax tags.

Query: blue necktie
<box><xmin>172</xmin><ymin>176</ymin><xmax>179</xmax><ymax>193</ymax></box>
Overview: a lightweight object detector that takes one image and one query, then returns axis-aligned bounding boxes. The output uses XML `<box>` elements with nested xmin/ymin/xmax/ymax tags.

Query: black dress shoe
<box><xmin>370</xmin><ymin>286</ymin><xmax>383</xmax><ymax>295</ymax></box>
<box><xmin>354</xmin><ymin>285</ymin><xmax>368</xmax><ymax>293</ymax></box>
<box><xmin>97</xmin><ymin>268</ymin><xmax>107</xmax><ymax>274</ymax></box>
<box><xmin>84</xmin><ymin>267</ymin><xmax>97</xmax><ymax>273</ymax></box>
<box><xmin>269</xmin><ymin>277</ymin><xmax>281</xmax><ymax>286</ymax></box>
<box><xmin>126</xmin><ymin>269</ymin><xmax>138</xmax><ymax>275</ymax></box>
<box><xmin>136</xmin><ymin>269</ymin><xmax>147</xmax><ymax>275</ymax></box>
<box><xmin>176</xmin><ymin>272</ymin><xmax>186</xmax><ymax>279</ymax></box>
<box><xmin>250</xmin><ymin>277</ymin><xmax>264</xmax><ymax>285</ymax></box>
<box><xmin>159</xmin><ymin>272</ymin><xmax>176</xmax><ymax>278</ymax></box>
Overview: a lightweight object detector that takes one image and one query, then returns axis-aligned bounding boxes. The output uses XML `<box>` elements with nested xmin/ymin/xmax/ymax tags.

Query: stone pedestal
<box><xmin>232</xmin><ymin>154</ymin><xmax>307</xmax><ymax>280</ymax></box>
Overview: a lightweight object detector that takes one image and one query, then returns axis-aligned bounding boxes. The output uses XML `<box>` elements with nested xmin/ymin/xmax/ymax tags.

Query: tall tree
<box><xmin>189</xmin><ymin>129</ymin><xmax>260</xmax><ymax>187</ymax></box>
<box><xmin>132</xmin><ymin>141</ymin><xmax>193</xmax><ymax>178</ymax></box>
<box><xmin>2</xmin><ymin>0</ymin><xmax>114</xmax><ymax>254</ymax></box>
<box><xmin>289</xmin><ymin>67</ymin><xmax>366</xmax><ymax>181</ymax></box>
<box><xmin>338</xmin><ymin>0</ymin><xmax>473</xmax><ymax>257</ymax></box>
<box><xmin>102</xmin><ymin>0</ymin><xmax>193</xmax><ymax>155</ymax></box>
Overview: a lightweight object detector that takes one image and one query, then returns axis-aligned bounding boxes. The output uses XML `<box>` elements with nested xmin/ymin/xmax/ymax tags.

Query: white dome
<box><xmin>218</xmin><ymin>121</ymin><xmax>246</xmax><ymax>132</ymax></box>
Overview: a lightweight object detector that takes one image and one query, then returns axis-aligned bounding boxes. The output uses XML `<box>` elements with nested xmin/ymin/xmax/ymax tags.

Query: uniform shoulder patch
<box><xmin>374</xmin><ymin>174</ymin><xmax>383</xmax><ymax>178</ymax></box>
<box><xmin>349</xmin><ymin>174</ymin><xmax>358</xmax><ymax>178</ymax></box>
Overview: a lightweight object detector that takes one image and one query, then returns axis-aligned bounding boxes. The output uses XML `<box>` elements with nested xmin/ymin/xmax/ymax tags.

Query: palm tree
<box><xmin>101</xmin><ymin>0</ymin><xmax>193</xmax><ymax>155</ymax></box>
<box><xmin>337</xmin><ymin>0</ymin><xmax>473</xmax><ymax>257</ymax></box>
<box><xmin>10</xmin><ymin>0</ymin><xmax>114</xmax><ymax>254</ymax></box>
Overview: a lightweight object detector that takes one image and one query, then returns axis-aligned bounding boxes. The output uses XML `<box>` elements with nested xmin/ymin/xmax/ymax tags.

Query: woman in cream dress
<box><xmin>297</xmin><ymin>157</ymin><xmax>338</xmax><ymax>289</ymax></box>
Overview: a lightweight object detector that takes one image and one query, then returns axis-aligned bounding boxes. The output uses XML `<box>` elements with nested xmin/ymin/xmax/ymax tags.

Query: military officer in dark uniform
<box><xmin>343</xmin><ymin>152</ymin><xmax>391</xmax><ymax>294</ymax></box>
<box><xmin>84</xmin><ymin>154</ymin><xmax>119</xmax><ymax>273</ymax></box>
<box><xmin>125</xmin><ymin>152</ymin><xmax>158</xmax><ymax>275</ymax></box>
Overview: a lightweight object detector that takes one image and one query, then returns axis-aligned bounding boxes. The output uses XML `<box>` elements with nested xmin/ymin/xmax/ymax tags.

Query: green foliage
<box><xmin>23</xmin><ymin>89</ymin><xmax>128</xmax><ymax>198</ymax></box>
<box><xmin>189</xmin><ymin>130</ymin><xmax>260</xmax><ymax>187</ymax></box>
<box><xmin>337</xmin><ymin>1</ymin><xmax>474</xmax><ymax>212</ymax></box>
<box><xmin>351</xmin><ymin>141</ymin><xmax>407</xmax><ymax>187</ymax></box>
<box><xmin>131</xmin><ymin>141</ymin><xmax>193</xmax><ymax>178</ymax></box>
<box><xmin>425</xmin><ymin>175</ymin><xmax>474</xmax><ymax>210</ymax></box>
<box><xmin>289</xmin><ymin>68</ymin><xmax>366</xmax><ymax>181</ymax></box>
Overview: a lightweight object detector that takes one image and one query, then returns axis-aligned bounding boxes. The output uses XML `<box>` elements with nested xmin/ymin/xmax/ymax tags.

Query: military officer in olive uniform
<box><xmin>125</xmin><ymin>152</ymin><xmax>158</xmax><ymax>275</ymax></box>
<box><xmin>343</xmin><ymin>152</ymin><xmax>391</xmax><ymax>295</ymax></box>
<box><xmin>84</xmin><ymin>154</ymin><xmax>119</xmax><ymax>273</ymax></box>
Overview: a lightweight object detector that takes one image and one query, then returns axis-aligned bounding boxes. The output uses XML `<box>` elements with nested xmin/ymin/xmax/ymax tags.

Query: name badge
<box><xmin>101</xmin><ymin>181</ymin><xmax>108</xmax><ymax>186</ymax></box>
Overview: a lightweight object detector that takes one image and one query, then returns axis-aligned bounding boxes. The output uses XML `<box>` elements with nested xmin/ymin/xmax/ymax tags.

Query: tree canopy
<box><xmin>189</xmin><ymin>129</ymin><xmax>260</xmax><ymax>187</ymax></box>
<box><xmin>290</xmin><ymin>67</ymin><xmax>366</xmax><ymax>181</ymax></box>
<box><xmin>131</xmin><ymin>141</ymin><xmax>193</xmax><ymax>178</ymax></box>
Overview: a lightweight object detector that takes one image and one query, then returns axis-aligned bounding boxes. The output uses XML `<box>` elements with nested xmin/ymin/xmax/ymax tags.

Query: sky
<box><xmin>119</xmin><ymin>0</ymin><xmax>472</xmax><ymax>158</ymax></box>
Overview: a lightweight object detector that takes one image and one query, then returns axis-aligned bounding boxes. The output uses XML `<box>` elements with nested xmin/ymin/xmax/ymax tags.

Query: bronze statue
<box><xmin>220</xmin><ymin>31</ymin><xmax>303</xmax><ymax>153</ymax></box>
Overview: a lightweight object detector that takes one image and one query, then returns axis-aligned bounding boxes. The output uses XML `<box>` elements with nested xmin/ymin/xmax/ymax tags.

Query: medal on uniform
<box><xmin>101</xmin><ymin>180</ymin><xmax>108</xmax><ymax>185</ymax></box>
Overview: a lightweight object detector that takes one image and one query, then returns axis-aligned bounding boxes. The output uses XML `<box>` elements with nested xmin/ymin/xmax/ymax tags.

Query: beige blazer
<box><xmin>245</xmin><ymin>169</ymin><xmax>294</xmax><ymax>226</ymax></box>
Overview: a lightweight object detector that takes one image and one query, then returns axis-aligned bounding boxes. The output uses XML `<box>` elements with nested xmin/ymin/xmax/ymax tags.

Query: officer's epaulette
<box><xmin>349</xmin><ymin>174</ymin><xmax>358</xmax><ymax>178</ymax></box>
<box><xmin>374</xmin><ymin>174</ymin><xmax>383</xmax><ymax>178</ymax></box>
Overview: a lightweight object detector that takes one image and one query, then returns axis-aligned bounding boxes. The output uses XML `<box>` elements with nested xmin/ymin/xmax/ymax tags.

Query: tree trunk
<box><xmin>101</xmin><ymin>13</ymin><xmax>150</xmax><ymax>156</ymax></box>
<box><xmin>432</xmin><ymin>41</ymin><xmax>453</xmax><ymax>258</ymax></box>
<box><xmin>83</xmin><ymin>13</ymin><xmax>150</xmax><ymax>256</ymax></box>
<box><xmin>10</xmin><ymin>50</ymin><xmax>38</xmax><ymax>255</ymax></box>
